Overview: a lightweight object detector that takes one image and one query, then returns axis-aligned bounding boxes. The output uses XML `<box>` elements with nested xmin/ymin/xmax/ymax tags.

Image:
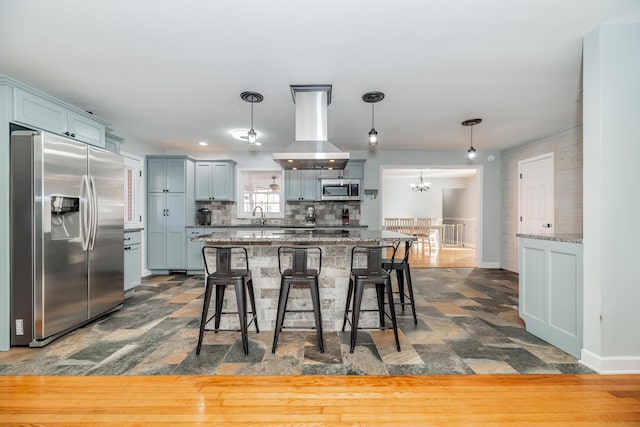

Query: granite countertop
<box><xmin>186</xmin><ymin>224</ymin><xmax>368</xmax><ymax>229</ymax></box>
<box><xmin>516</xmin><ymin>233</ymin><xmax>583</xmax><ymax>244</ymax></box>
<box><xmin>192</xmin><ymin>229</ymin><xmax>414</xmax><ymax>245</ymax></box>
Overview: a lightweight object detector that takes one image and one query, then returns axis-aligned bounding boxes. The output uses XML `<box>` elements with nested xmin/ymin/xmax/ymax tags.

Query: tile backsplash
<box><xmin>195</xmin><ymin>201</ymin><xmax>361</xmax><ymax>227</ymax></box>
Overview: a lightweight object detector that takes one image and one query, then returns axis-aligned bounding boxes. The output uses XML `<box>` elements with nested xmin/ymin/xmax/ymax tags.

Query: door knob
<box><xmin>542</xmin><ymin>223</ymin><xmax>552</xmax><ymax>228</ymax></box>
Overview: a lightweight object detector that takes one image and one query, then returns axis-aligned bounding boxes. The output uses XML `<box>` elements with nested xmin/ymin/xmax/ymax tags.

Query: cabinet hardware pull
<box><xmin>124</xmin><ymin>237</ymin><xmax>131</xmax><ymax>241</ymax></box>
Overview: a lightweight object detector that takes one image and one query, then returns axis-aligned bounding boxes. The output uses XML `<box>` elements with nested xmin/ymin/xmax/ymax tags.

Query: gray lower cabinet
<box><xmin>186</xmin><ymin>228</ymin><xmax>207</xmax><ymax>271</ymax></box>
<box><xmin>124</xmin><ymin>231</ymin><xmax>142</xmax><ymax>292</ymax></box>
<box><xmin>147</xmin><ymin>193</ymin><xmax>186</xmax><ymax>270</ymax></box>
<box><xmin>518</xmin><ymin>237</ymin><xmax>583</xmax><ymax>358</ymax></box>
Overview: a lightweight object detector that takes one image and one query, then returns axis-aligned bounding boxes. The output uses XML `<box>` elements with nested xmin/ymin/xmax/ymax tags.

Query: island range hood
<box><xmin>273</xmin><ymin>84</ymin><xmax>350</xmax><ymax>170</ymax></box>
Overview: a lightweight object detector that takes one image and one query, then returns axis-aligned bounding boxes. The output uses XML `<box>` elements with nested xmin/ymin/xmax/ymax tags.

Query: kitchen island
<box><xmin>192</xmin><ymin>229</ymin><xmax>416</xmax><ymax>331</ymax></box>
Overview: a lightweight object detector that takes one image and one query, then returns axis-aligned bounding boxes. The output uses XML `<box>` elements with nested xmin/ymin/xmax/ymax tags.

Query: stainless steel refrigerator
<box><xmin>10</xmin><ymin>129</ymin><xmax>124</xmax><ymax>347</ymax></box>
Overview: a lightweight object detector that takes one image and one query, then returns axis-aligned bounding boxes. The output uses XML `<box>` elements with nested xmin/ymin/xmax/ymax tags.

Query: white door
<box><xmin>518</xmin><ymin>153</ymin><xmax>554</xmax><ymax>235</ymax></box>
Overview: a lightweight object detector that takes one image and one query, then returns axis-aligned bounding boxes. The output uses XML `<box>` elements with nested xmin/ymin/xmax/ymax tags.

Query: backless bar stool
<box><xmin>383</xmin><ymin>240</ymin><xmax>418</xmax><ymax>324</ymax></box>
<box><xmin>196</xmin><ymin>246</ymin><xmax>259</xmax><ymax>356</ymax></box>
<box><xmin>272</xmin><ymin>246</ymin><xmax>324</xmax><ymax>353</ymax></box>
<box><xmin>341</xmin><ymin>245</ymin><xmax>400</xmax><ymax>353</ymax></box>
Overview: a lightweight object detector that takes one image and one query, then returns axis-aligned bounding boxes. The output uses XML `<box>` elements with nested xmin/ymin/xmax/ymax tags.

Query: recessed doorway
<box><xmin>381</xmin><ymin>168</ymin><xmax>480</xmax><ymax>268</ymax></box>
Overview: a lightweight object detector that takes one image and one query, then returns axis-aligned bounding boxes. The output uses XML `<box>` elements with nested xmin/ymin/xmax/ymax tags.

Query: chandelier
<box><xmin>410</xmin><ymin>170</ymin><xmax>431</xmax><ymax>192</ymax></box>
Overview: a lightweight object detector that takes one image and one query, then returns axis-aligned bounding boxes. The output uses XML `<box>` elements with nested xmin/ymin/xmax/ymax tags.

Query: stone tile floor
<box><xmin>0</xmin><ymin>268</ymin><xmax>593</xmax><ymax>376</ymax></box>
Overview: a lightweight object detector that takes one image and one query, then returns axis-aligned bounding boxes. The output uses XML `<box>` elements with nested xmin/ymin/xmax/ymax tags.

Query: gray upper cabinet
<box><xmin>12</xmin><ymin>87</ymin><xmax>107</xmax><ymax>148</ymax></box>
<box><xmin>317</xmin><ymin>160</ymin><xmax>365</xmax><ymax>180</ymax></box>
<box><xmin>285</xmin><ymin>170</ymin><xmax>319</xmax><ymax>201</ymax></box>
<box><xmin>342</xmin><ymin>160</ymin><xmax>365</xmax><ymax>179</ymax></box>
<box><xmin>194</xmin><ymin>161</ymin><xmax>236</xmax><ymax>201</ymax></box>
<box><xmin>148</xmin><ymin>158</ymin><xmax>186</xmax><ymax>193</ymax></box>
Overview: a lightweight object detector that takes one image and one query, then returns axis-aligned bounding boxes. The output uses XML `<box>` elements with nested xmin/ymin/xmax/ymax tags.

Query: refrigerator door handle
<box><xmin>89</xmin><ymin>176</ymin><xmax>98</xmax><ymax>250</ymax></box>
<box><xmin>80</xmin><ymin>175</ymin><xmax>91</xmax><ymax>251</ymax></box>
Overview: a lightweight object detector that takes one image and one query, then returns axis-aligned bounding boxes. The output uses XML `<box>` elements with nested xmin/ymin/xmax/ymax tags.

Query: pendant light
<box><xmin>240</xmin><ymin>91</ymin><xmax>263</xmax><ymax>146</ymax></box>
<box><xmin>462</xmin><ymin>118</ymin><xmax>482</xmax><ymax>159</ymax></box>
<box><xmin>362</xmin><ymin>91</ymin><xmax>385</xmax><ymax>147</ymax></box>
<box><xmin>410</xmin><ymin>169</ymin><xmax>431</xmax><ymax>192</ymax></box>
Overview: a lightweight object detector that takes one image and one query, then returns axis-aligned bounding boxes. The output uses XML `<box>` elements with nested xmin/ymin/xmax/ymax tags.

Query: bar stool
<box><xmin>272</xmin><ymin>246</ymin><xmax>324</xmax><ymax>353</ymax></box>
<box><xmin>341</xmin><ymin>245</ymin><xmax>401</xmax><ymax>353</ymax></box>
<box><xmin>196</xmin><ymin>246</ymin><xmax>259</xmax><ymax>356</ymax></box>
<box><xmin>383</xmin><ymin>240</ymin><xmax>418</xmax><ymax>324</ymax></box>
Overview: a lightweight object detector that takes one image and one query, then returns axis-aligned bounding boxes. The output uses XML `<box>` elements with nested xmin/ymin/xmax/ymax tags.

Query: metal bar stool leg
<box><xmin>349</xmin><ymin>281</ymin><xmax>366</xmax><ymax>353</ymax></box>
<box><xmin>246</xmin><ymin>277</ymin><xmax>259</xmax><ymax>333</ymax></box>
<box><xmin>234</xmin><ymin>280</ymin><xmax>249</xmax><ymax>355</ymax></box>
<box><xmin>271</xmin><ymin>279</ymin><xmax>290</xmax><ymax>353</ymax></box>
<box><xmin>396</xmin><ymin>269</ymin><xmax>405</xmax><ymax>310</ymax></box>
<box><xmin>376</xmin><ymin>282</ymin><xmax>385</xmax><ymax>328</ymax></box>
<box><xmin>341</xmin><ymin>277</ymin><xmax>354</xmax><ymax>332</ymax></box>
<box><xmin>214</xmin><ymin>284</ymin><xmax>225</xmax><ymax>332</ymax></box>
<box><xmin>196</xmin><ymin>277</ymin><xmax>214</xmax><ymax>356</ymax></box>
<box><xmin>309</xmin><ymin>279</ymin><xmax>325</xmax><ymax>353</ymax></box>
<box><xmin>385</xmin><ymin>277</ymin><xmax>401</xmax><ymax>352</ymax></box>
<box><xmin>403</xmin><ymin>264</ymin><xmax>418</xmax><ymax>324</ymax></box>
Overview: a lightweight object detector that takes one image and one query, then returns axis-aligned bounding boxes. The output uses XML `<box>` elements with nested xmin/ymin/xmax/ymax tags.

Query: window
<box><xmin>122</xmin><ymin>153</ymin><xmax>143</xmax><ymax>227</ymax></box>
<box><xmin>237</xmin><ymin>170</ymin><xmax>284</xmax><ymax>218</ymax></box>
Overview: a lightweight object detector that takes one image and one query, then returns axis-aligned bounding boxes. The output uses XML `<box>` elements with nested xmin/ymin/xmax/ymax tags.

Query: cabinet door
<box><xmin>166</xmin><ymin>193</ymin><xmax>186</xmax><ymax>269</ymax></box>
<box><xmin>124</xmin><ymin>244</ymin><xmax>141</xmax><ymax>291</ymax></box>
<box><xmin>186</xmin><ymin>228</ymin><xmax>206</xmax><ymax>270</ymax></box>
<box><xmin>300</xmin><ymin>170</ymin><xmax>319</xmax><ymax>200</ymax></box>
<box><xmin>147</xmin><ymin>159</ymin><xmax>167</xmax><ymax>193</ymax></box>
<box><xmin>13</xmin><ymin>88</ymin><xmax>68</xmax><ymax>135</ymax></box>
<box><xmin>68</xmin><ymin>111</ymin><xmax>106</xmax><ymax>148</ymax></box>
<box><xmin>343</xmin><ymin>160</ymin><xmax>364</xmax><ymax>179</ymax></box>
<box><xmin>194</xmin><ymin>162</ymin><xmax>213</xmax><ymax>201</ymax></box>
<box><xmin>285</xmin><ymin>170</ymin><xmax>302</xmax><ymax>201</ymax></box>
<box><xmin>147</xmin><ymin>193</ymin><xmax>166</xmax><ymax>269</ymax></box>
<box><xmin>166</xmin><ymin>159</ymin><xmax>186</xmax><ymax>193</ymax></box>
<box><xmin>211</xmin><ymin>162</ymin><xmax>232</xmax><ymax>200</ymax></box>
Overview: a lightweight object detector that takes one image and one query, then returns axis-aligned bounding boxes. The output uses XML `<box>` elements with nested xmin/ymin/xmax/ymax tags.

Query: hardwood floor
<box><xmin>2</xmin><ymin>374</ymin><xmax>640</xmax><ymax>425</ymax></box>
<box><xmin>405</xmin><ymin>240</ymin><xmax>476</xmax><ymax>268</ymax></box>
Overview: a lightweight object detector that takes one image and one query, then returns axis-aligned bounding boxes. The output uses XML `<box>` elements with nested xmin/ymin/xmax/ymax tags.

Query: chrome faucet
<box><xmin>252</xmin><ymin>205</ymin><xmax>266</xmax><ymax>226</ymax></box>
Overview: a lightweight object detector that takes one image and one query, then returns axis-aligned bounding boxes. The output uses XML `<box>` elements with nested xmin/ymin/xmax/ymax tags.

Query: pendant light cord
<box><xmin>371</xmin><ymin>103</ymin><xmax>375</xmax><ymax>129</ymax></box>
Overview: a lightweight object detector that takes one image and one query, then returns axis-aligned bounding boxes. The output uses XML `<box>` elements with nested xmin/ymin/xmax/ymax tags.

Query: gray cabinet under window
<box><xmin>285</xmin><ymin>170</ymin><xmax>319</xmax><ymax>201</ymax></box>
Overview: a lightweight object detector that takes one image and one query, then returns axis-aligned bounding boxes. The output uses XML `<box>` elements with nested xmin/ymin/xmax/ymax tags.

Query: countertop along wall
<box><xmin>500</xmin><ymin>126</ymin><xmax>583</xmax><ymax>273</ymax></box>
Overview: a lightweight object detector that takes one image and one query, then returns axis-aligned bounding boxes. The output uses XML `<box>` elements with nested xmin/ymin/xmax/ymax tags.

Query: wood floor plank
<box><xmin>2</xmin><ymin>374</ymin><xmax>640</xmax><ymax>425</ymax></box>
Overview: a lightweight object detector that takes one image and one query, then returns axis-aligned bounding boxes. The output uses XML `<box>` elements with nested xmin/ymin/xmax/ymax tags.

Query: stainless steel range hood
<box><xmin>273</xmin><ymin>84</ymin><xmax>349</xmax><ymax>170</ymax></box>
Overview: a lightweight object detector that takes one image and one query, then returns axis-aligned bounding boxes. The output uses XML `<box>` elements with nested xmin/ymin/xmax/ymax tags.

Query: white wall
<box><xmin>501</xmin><ymin>127</ymin><xmax>583</xmax><ymax>273</ymax></box>
<box><xmin>381</xmin><ymin>176</ymin><xmax>470</xmax><ymax>220</ymax></box>
<box><xmin>582</xmin><ymin>23</ymin><xmax>640</xmax><ymax>373</ymax></box>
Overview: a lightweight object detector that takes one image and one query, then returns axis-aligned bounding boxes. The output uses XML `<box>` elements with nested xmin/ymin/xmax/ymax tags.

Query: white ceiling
<box><xmin>1</xmin><ymin>0</ymin><xmax>639</xmax><ymax>156</ymax></box>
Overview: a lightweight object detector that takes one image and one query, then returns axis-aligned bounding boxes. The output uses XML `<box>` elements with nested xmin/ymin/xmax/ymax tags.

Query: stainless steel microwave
<box><xmin>321</xmin><ymin>179</ymin><xmax>361</xmax><ymax>201</ymax></box>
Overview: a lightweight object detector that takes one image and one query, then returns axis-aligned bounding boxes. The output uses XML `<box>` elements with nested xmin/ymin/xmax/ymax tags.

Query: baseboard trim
<box><xmin>478</xmin><ymin>262</ymin><xmax>501</xmax><ymax>269</ymax></box>
<box><xmin>581</xmin><ymin>349</ymin><xmax>640</xmax><ymax>374</ymax></box>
